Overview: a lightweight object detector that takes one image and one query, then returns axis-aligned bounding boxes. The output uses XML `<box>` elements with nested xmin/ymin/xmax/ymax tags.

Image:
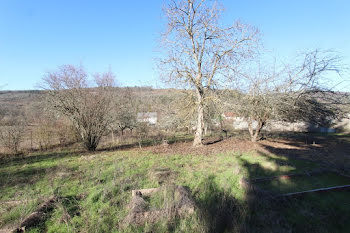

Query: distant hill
<box><xmin>0</xmin><ymin>87</ymin><xmax>184</xmax><ymax>120</ymax></box>
<box><xmin>0</xmin><ymin>88</ymin><xmax>349</xmax><ymax>122</ymax></box>
<box><xmin>0</xmin><ymin>90</ymin><xmax>44</xmax><ymax>118</ymax></box>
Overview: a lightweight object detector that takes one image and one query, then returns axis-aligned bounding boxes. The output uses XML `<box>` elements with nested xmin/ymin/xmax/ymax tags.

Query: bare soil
<box><xmin>135</xmin><ymin>133</ymin><xmax>350</xmax><ymax>173</ymax></box>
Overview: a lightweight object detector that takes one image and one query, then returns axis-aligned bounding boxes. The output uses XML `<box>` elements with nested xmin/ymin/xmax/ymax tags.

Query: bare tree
<box><xmin>0</xmin><ymin>86</ymin><xmax>5</xmax><ymax>122</ymax></box>
<box><xmin>159</xmin><ymin>0</ymin><xmax>259</xmax><ymax>146</ymax></box>
<box><xmin>42</xmin><ymin>65</ymin><xmax>116</xmax><ymax>151</ymax></box>
<box><xmin>115</xmin><ymin>88</ymin><xmax>137</xmax><ymax>135</ymax></box>
<box><xmin>0</xmin><ymin>108</ymin><xmax>4</xmax><ymax>123</ymax></box>
<box><xmin>0</xmin><ymin>118</ymin><xmax>25</xmax><ymax>154</ymax></box>
<box><xmin>228</xmin><ymin>50</ymin><xmax>344</xmax><ymax>141</ymax></box>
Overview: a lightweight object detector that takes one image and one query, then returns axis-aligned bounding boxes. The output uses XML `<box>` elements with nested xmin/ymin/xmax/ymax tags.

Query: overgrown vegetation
<box><xmin>1</xmin><ymin>134</ymin><xmax>350</xmax><ymax>232</ymax></box>
<box><xmin>41</xmin><ymin>65</ymin><xmax>117</xmax><ymax>151</ymax></box>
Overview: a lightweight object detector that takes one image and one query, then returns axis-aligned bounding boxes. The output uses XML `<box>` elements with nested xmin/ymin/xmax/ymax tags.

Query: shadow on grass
<box><xmin>261</xmin><ymin>133</ymin><xmax>350</xmax><ymax>173</ymax></box>
<box><xmin>195</xmin><ymin>175</ymin><xmax>237</xmax><ymax>233</ymax></box>
<box><xmin>194</xmin><ymin>149</ymin><xmax>350</xmax><ymax>232</ymax></box>
<box><xmin>0</xmin><ymin>166</ymin><xmax>58</xmax><ymax>188</ymax></box>
<box><xmin>0</xmin><ymin>151</ymin><xmax>82</xmax><ymax>192</ymax></box>
<box><xmin>101</xmin><ymin>135</ymin><xmax>195</xmax><ymax>151</ymax></box>
<box><xmin>0</xmin><ymin>151</ymin><xmax>80</xmax><ymax>168</ymax></box>
<box><xmin>194</xmin><ymin>174</ymin><xmax>284</xmax><ymax>233</ymax></box>
<box><xmin>242</xmin><ymin>151</ymin><xmax>350</xmax><ymax>232</ymax></box>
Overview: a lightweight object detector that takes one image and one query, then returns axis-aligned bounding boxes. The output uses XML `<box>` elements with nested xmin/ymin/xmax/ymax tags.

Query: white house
<box><xmin>222</xmin><ymin>112</ymin><xmax>345</xmax><ymax>133</ymax></box>
<box><xmin>137</xmin><ymin>112</ymin><xmax>158</xmax><ymax>125</ymax></box>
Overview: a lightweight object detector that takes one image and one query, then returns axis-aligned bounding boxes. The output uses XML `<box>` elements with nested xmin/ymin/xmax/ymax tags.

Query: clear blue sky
<box><xmin>0</xmin><ymin>0</ymin><xmax>349</xmax><ymax>90</ymax></box>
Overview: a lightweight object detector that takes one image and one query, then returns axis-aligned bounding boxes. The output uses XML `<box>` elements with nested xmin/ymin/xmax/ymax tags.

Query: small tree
<box><xmin>42</xmin><ymin>65</ymin><xmax>116</xmax><ymax>151</ymax></box>
<box><xmin>55</xmin><ymin>118</ymin><xmax>78</xmax><ymax>147</ymax></box>
<box><xmin>33</xmin><ymin>118</ymin><xmax>54</xmax><ymax>151</ymax></box>
<box><xmin>159</xmin><ymin>0</ymin><xmax>259</xmax><ymax>146</ymax></box>
<box><xmin>115</xmin><ymin>88</ymin><xmax>137</xmax><ymax>135</ymax></box>
<box><xmin>159</xmin><ymin>91</ymin><xmax>197</xmax><ymax>134</ymax></box>
<box><xmin>0</xmin><ymin>118</ymin><xmax>25</xmax><ymax>154</ymax></box>
<box><xmin>228</xmin><ymin>50</ymin><xmax>344</xmax><ymax>141</ymax></box>
<box><xmin>136</xmin><ymin>122</ymin><xmax>149</xmax><ymax>148</ymax></box>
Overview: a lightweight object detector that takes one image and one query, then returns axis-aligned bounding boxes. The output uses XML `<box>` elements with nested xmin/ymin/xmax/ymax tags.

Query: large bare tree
<box><xmin>42</xmin><ymin>65</ymin><xmax>116</xmax><ymax>151</ymax></box>
<box><xmin>227</xmin><ymin>50</ymin><xmax>345</xmax><ymax>141</ymax></box>
<box><xmin>159</xmin><ymin>0</ymin><xmax>259</xmax><ymax>146</ymax></box>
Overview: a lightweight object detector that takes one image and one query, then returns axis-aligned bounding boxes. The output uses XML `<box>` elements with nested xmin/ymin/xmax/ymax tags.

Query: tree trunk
<box><xmin>251</xmin><ymin>131</ymin><xmax>259</xmax><ymax>142</ymax></box>
<box><xmin>193</xmin><ymin>88</ymin><xmax>204</xmax><ymax>147</ymax></box>
<box><xmin>248</xmin><ymin>120</ymin><xmax>253</xmax><ymax>139</ymax></box>
<box><xmin>111</xmin><ymin>130</ymin><xmax>114</xmax><ymax>142</ymax></box>
<box><xmin>30</xmin><ymin>131</ymin><xmax>33</xmax><ymax>151</ymax></box>
<box><xmin>248</xmin><ymin>120</ymin><xmax>265</xmax><ymax>142</ymax></box>
<box><xmin>84</xmin><ymin>134</ymin><xmax>98</xmax><ymax>151</ymax></box>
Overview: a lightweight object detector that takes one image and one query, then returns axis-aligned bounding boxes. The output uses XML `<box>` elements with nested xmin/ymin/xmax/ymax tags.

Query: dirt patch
<box><xmin>258</xmin><ymin>135</ymin><xmax>350</xmax><ymax>173</ymax></box>
<box><xmin>135</xmin><ymin>137</ymin><xmax>259</xmax><ymax>155</ymax></box>
<box><xmin>134</xmin><ymin>134</ymin><xmax>350</xmax><ymax>174</ymax></box>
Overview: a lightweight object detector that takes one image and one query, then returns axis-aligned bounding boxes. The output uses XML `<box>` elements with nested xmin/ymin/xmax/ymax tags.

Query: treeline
<box><xmin>0</xmin><ymin>79</ymin><xmax>348</xmax><ymax>154</ymax></box>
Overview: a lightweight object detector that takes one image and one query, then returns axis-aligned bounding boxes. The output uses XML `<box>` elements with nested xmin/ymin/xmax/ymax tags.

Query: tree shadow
<box><xmin>0</xmin><ymin>166</ymin><xmax>57</xmax><ymax>188</ymax></box>
<box><xmin>193</xmin><ymin>173</ymin><xmax>287</xmax><ymax>232</ymax></box>
<box><xmin>194</xmin><ymin>145</ymin><xmax>350</xmax><ymax>232</ymax></box>
<box><xmin>0</xmin><ymin>151</ymin><xmax>83</xmax><ymax>195</ymax></box>
<box><xmin>194</xmin><ymin>175</ymin><xmax>238</xmax><ymax>233</ymax></box>
<box><xmin>261</xmin><ymin>133</ymin><xmax>350</xmax><ymax>173</ymax></box>
<box><xmin>102</xmin><ymin>135</ymin><xmax>195</xmax><ymax>151</ymax></box>
<box><xmin>239</xmin><ymin>149</ymin><xmax>350</xmax><ymax>232</ymax></box>
<box><xmin>0</xmin><ymin>151</ymin><xmax>81</xmax><ymax>169</ymax></box>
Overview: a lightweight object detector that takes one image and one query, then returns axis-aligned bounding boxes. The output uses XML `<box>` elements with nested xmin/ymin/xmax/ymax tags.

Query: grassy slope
<box><xmin>1</xmin><ymin>140</ymin><xmax>350</xmax><ymax>232</ymax></box>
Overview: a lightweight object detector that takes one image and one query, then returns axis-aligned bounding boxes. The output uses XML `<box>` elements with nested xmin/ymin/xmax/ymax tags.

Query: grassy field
<box><xmin>1</xmin><ymin>134</ymin><xmax>350</xmax><ymax>232</ymax></box>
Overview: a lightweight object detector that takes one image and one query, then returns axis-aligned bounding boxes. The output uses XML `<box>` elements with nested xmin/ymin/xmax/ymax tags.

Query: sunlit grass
<box><xmin>0</xmin><ymin>143</ymin><xmax>349</xmax><ymax>232</ymax></box>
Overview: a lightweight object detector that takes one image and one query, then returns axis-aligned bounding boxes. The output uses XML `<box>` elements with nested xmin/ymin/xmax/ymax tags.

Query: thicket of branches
<box><xmin>158</xmin><ymin>0</ymin><xmax>259</xmax><ymax>146</ymax></box>
<box><xmin>42</xmin><ymin>65</ymin><xmax>116</xmax><ymax>151</ymax></box>
<box><xmin>225</xmin><ymin>50</ymin><xmax>346</xmax><ymax>141</ymax></box>
<box><xmin>0</xmin><ymin>117</ymin><xmax>25</xmax><ymax>154</ymax></box>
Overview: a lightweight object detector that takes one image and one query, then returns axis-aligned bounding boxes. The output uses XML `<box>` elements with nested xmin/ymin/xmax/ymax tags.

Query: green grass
<box><xmin>0</xmin><ymin>142</ymin><xmax>350</xmax><ymax>232</ymax></box>
<box><xmin>257</xmin><ymin>172</ymin><xmax>350</xmax><ymax>194</ymax></box>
